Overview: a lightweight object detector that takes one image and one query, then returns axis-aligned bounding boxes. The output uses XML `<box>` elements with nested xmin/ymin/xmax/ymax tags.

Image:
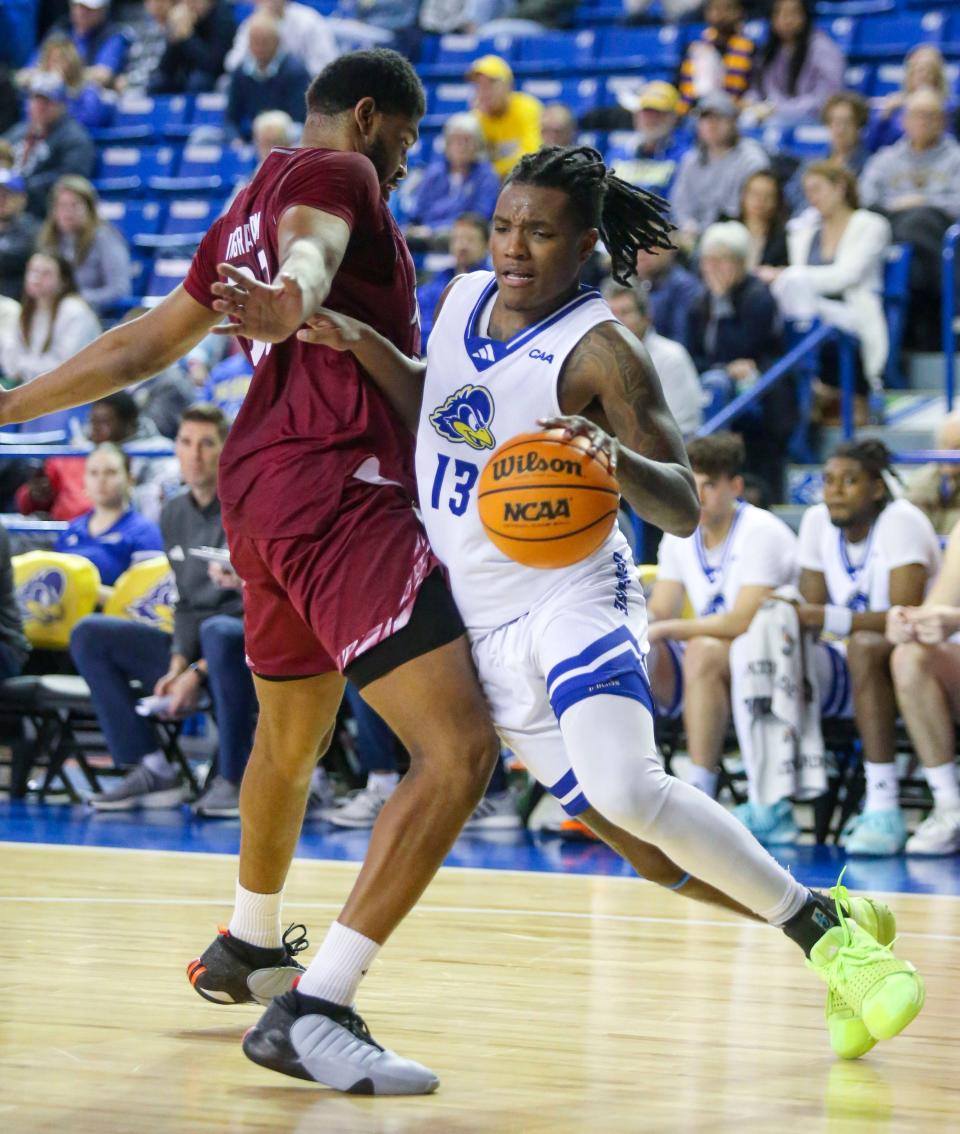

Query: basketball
<box><xmin>477</xmin><ymin>430</ymin><xmax>620</xmax><ymax>568</ymax></box>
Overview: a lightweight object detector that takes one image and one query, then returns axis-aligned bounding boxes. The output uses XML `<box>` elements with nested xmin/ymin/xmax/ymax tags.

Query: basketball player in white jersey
<box><xmin>754</xmin><ymin>440</ymin><xmax>939</xmax><ymax>856</ymax></box>
<box><xmin>645</xmin><ymin>432</ymin><xmax>799</xmax><ymax>799</ymax></box>
<box><xmin>299</xmin><ymin>146</ymin><xmax>925</xmax><ymax>1060</ymax></box>
<box><xmin>888</xmin><ymin>517</ymin><xmax>960</xmax><ymax>855</ymax></box>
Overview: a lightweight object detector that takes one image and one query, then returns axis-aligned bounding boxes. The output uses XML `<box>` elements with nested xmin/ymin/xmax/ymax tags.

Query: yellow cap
<box><xmin>637</xmin><ymin>81</ymin><xmax>680</xmax><ymax>113</ymax></box>
<box><xmin>467</xmin><ymin>55</ymin><xmax>513</xmax><ymax>83</ymax></box>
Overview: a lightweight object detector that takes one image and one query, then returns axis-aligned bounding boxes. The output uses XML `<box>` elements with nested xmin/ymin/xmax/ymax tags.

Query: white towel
<box><xmin>736</xmin><ymin>591</ymin><xmax>827</xmax><ymax>805</ymax></box>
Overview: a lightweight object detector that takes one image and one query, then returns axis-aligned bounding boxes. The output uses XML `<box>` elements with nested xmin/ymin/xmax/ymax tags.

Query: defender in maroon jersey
<box><xmin>0</xmin><ymin>51</ymin><xmax>498</xmax><ymax>1096</ymax></box>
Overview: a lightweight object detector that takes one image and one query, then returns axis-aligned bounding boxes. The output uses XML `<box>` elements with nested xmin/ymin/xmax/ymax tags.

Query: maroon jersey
<box><xmin>183</xmin><ymin>148</ymin><xmax>420</xmax><ymax>538</ymax></box>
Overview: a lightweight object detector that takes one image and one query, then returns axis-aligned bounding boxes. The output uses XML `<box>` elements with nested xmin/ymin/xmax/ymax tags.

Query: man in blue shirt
<box><xmin>37</xmin><ymin>0</ymin><xmax>129</xmax><ymax>89</ymax></box>
<box><xmin>226</xmin><ymin>13</ymin><xmax>310</xmax><ymax>142</ymax></box>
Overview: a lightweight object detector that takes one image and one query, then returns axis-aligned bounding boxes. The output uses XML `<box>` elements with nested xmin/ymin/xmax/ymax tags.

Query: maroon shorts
<box><xmin>227</xmin><ymin>482</ymin><xmax>441</xmax><ymax>677</ymax></box>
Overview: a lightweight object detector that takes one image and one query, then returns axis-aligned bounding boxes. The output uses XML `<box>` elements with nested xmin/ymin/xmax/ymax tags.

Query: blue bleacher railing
<box><xmin>695</xmin><ymin>321</ymin><xmax>860</xmax><ymax>440</ymax></box>
<box><xmin>0</xmin><ymin>445</ymin><xmax>174</xmax><ymax>459</ymax></box>
<box><xmin>942</xmin><ymin>223</ymin><xmax>960</xmax><ymax>413</ymax></box>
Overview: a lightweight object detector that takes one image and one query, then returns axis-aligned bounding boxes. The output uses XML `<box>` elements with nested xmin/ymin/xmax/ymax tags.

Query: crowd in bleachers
<box><xmin>0</xmin><ymin>0</ymin><xmax>959</xmax><ymax>852</ymax></box>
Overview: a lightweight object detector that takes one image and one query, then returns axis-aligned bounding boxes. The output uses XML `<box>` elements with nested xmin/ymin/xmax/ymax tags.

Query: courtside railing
<box><xmin>943</xmin><ymin>223</ymin><xmax>960</xmax><ymax>413</ymax></box>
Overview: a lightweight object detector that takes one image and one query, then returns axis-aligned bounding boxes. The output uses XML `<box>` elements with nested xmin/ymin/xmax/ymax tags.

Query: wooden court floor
<box><xmin>1</xmin><ymin>842</ymin><xmax>958</xmax><ymax>1134</ymax></box>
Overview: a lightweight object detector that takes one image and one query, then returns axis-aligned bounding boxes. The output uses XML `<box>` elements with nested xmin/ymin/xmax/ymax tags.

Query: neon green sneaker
<box><xmin>822</xmin><ymin>883</ymin><xmax>897</xmax><ymax>1060</ymax></box>
<box><xmin>808</xmin><ymin>879</ymin><xmax>924</xmax><ymax>1057</ymax></box>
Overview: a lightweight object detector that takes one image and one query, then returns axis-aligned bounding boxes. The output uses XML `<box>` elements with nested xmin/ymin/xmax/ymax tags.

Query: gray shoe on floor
<box><xmin>192</xmin><ymin>775</ymin><xmax>241</xmax><ymax>818</ymax></box>
<box><xmin>89</xmin><ymin>762</ymin><xmax>188</xmax><ymax>811</ymax></box>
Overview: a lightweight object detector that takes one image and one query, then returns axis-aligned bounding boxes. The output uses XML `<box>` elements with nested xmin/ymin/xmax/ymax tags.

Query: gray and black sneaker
<box><xmin>242</xmin><ymin>988</ymin><xmax>439</xmax><ymax>1095</ymax></box>
<box><xmin>191</xmin><ymin>775</ymin><xmax>241</xmax><ymax>818</ymax></box>
<box><xmin>187</xmin><ymin>924</ymin><xmax>309</xmax><ymax>1005</ymax></box>
<box><xmin>89</xmin><ymin>762</ymin><xmax>188</xmax><ymax>811</ymax></box>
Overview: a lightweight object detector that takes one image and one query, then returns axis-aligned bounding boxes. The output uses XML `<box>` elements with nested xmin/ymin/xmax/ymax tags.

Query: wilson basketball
<box><xmin>477</xmin><ymin>430</ymin><xmax>620</xmax><ymax>568</ymax></box>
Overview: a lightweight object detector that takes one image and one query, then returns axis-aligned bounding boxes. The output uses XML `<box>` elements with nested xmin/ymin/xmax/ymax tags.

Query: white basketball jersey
<box><xmin>797</xmin><ymin>499</ymin><xmax>941</xmax><ymax>611</ymax></box>
<box><xmin>415</xmin><ymin>270</ymin><xmax>634</xmax><ymax>634</ymax></box>
<box><xmin>657</xmin><ymin>502</ymin><xmax>798</xmax><ymax>616</ymax></box>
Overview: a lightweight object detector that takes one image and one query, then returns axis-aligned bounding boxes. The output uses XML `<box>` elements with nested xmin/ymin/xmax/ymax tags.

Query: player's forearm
<box><xmin>799</xmin><ymin>605</ymin><xmax>887</xmax><ymax>635</ymax></box>
<box><xmin>350</xmin><ymin>324</ymin><xmax>426</xmax><ymax>432</ymax></box>
<box><xmin>616</xmin><ymin>452</ymin><xmax>699</xmax><ymax>538</ymax></box>
<box><xmin>1</xmin><ymin>321</ymin><xmax>161</xmax><ymax>425</ymax></box>
<box><xmin>280</xmin><ymin>239</ymin><xmax>337</xmax><ymax>319</ymax></box>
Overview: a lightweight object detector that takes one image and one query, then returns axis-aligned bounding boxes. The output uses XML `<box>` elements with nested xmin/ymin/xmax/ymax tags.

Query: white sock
<box><xmin>142</xmin><ymin>750</ymin><xmax>173</xmax><ymax>776</ymax></box>
<box><xmin>228</xmin><ymin>881</ymin><xmax>283</xmax><ymax>949</ymax></box>
<box><xmin>923</xmin><ymin>762</ymin><xmax>960</xmax><ymax>811</ymax></box>
<box><xmin>367</xmin><ymin>771</ymin><xmax>399</xmax><ymax>794</ymax></box>
<box><xmin>864</xmin><ymin>762</ymin><xmax>899</xmax><ymax>812</ymax></box>
<box><xmin>686</xmin><ymin>763</ymin><xmax>719</xmax><ymax>798</ymax></box>
<box><xmin>297</xmin><ymin>920</ymin><xmax>381</xmax><ymax>1005</ymax></box>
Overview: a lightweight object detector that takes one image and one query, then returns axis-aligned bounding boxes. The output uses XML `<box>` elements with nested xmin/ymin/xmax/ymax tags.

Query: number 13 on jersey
<box><xmin>431</xmin><ymin>454</ymin><xmax>479</xmax><ymax>516</ymax></box>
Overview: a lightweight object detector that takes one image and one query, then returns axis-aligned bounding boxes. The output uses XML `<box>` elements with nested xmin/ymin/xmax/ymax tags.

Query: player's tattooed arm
<box><xmin>552</xmin><ymin>321</ymin><xmax>699</xmax><ymax>537</ymax></box>
<box><xmin>297</xmin><ymin>308</ymin><xmax>426</xmax><ymax>432</ymax></box>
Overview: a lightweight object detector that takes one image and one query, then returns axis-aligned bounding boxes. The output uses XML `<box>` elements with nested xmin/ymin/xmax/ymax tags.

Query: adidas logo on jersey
<box><xmin>472</xmin><ymin>345</ymin><xmax>496</xmax><ymax>363</ymax></box>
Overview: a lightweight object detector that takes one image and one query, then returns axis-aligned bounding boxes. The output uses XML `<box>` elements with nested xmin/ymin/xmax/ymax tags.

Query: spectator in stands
<box><xmin>541</xmin><ymin>103</ymin><xmax>576</xmax><ymax>148</ymax></box>
<box><xmin>0</xmin><ymin>252</ymin><xmax>99</xmax><ymax>387</ymax></box>
<box><xmin>603</xmin><ymin>281</ymin><xmax>703</xmax><ymax>436</ymax></box>
<box><xmin>479</xmin><ymin>0</ymin><xmax>577</xmax><ymax>32</ymax></box>
<box><xmin>226</xmin><ymin>0</ymin><xmax>337</xmax><ymax>81</ymax></box>
<box><xmin>116</xmin><ymin>0</ymin><xmax>170</xmax><ymax>94</ymax></box>
<box><xmin>0</xmin><ymin>169</ymin><xmax>39</xmax><ymax>300</ymax></box>
<box><xmin>906</xmin><ymin>411</ymin><xmax>960</xmax><ymax>536</ymax></box>
<box><xmin>738</xmin><ymin>170</ymin><xmax>788</xmax><ymax>270</ymax></box>
<box><xmin>3</xmin><ymin>72</ymin><xmax>96</xmax><ymax>218</ymax></box>
<box><xmin>633</xmin><ymin>245</ymin><xmax>703</xmax><ymax>351</ymax></box>
<box><xmin>37</xmin><ymin>175</ymin><xmax>131</xmax><ymax>316</ymax></box>
<box><xmin>868</xmin><ymin>45</ymin><xmax>951</xmax><ymax>155</ymax></box>
<box><xmin>201</xmin><ymin>351</ymin><xmax>254</xmax><ymax>423</ymax></box>
<box><xmin>253</xmin><ymin>109</ymin><xmax>296</xmax><ymax>164</ymax></box>
<box><xmin>743</xmin><ymin>0</ymin><xmax>843</xmax><ymax>128</ymax></box>
<box><xmin>860</xmin><ymin>88</ymin><xmax>960</xmax><ymax>351</ymax></box>
<box><xmin>0</xmin><ymin>524</ymin><xmax>29</xmax><ymax>680</ymax></box>
<box><xmin>888</xmin><ymin>517</ymin><xmax>960</xmax><ymax>854</ymax></box>
<box><xmin>417</xmin><ymin>213</ymin><xmax>490</xmax><ymax>346</ymax></box>
<box><xmin>645</xmin><ymin>432</ymin><xmax>798</xmax><ymax>801</ymax></box>
<box><xmin>784</xmin><ymin>91</ymin><xmax>870</xmax><ymax>214</ymax></box>
<box><xmin>687</xmin><ymin>221</ymin><xmax>790</xmax><ymax>497</ymax></box>
<box><xmin>762</xmin><ymin>161</ymin><xmax>891</xmax><ymax>419</ymax></box>
<box><xmin>677</xmin><ymin>0</ymin><xmax>756</xmax><ymax>114</ymax></box>
<box><xmin>146</xmin><ymin>0</ymin><xmax>235</xmax><ymax>96</ymax></box>
<box><xmin>70</xmin><ymin>404</ymin><xmax>255</xmax><ymax>815</ymax></box>
<box><xmin>38</xmin><ymin>34</ymin><xmax>111</xmax><ymax>129</ymax></box>
<box><xmin>605</xmin><ymin>81</ymin><xmax>687</xmax><ymax>198</ymax></box>
<box><xmin>729</xmin><ymin>440</ymin><xmax>940</xmax><ymax>848</ymax></box>
<box><xmin>225</xmin><ymin>13</ymin><xmax>310</xmax><ymax>143</ymax></box>
<box><xmin>405</xmin><ymin>114</ymin><xmax>500</xmax><ymax>246</ymax></box>
<box><xmin>0</xmin><ymin>140</ymin><xmax>13</xmax><ymax>169</ymax></box>
<box><xmin>467</xmin><ymin>55</ymin><xmax>542</xmax><ymax>180</ymax></box>
<box><xmin>419</xmin><ymin>0</ymin><xmax>507</xmax><ymax>36</ymax></box>
<box><xmin>28</xmin><ymin>0</ymin><xmax>129</xmax><ymax>91</ymax></box>
<box><xmin>55</xmin><ymin>443</ymin><xmax>163</xmax><ymax>602</ymax></box>
<box><xmin>670</xmin><ymin>91</ymin><xmax>769</xmax><ymax>245</ymax></box>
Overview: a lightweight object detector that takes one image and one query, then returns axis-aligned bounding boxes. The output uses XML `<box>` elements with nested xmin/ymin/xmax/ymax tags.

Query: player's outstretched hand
<box><xmin>538</xmin><ymin>414</ymin><xmax>619</xmax><ymax>473</ymax></box>
<box><xmin>297</xmin><ymin>307</ymin><xmax>363</xmax><ymax>351</ymax></box>
<box><xmin>211</xmin><ymin>263</ymin><xmax>308</xmax><ymax>343</ymax></box>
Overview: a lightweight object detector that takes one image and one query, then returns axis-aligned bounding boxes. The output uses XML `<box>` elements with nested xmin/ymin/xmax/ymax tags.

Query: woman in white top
<box><xmin>759</xmin><ymin>160</ymin><xmax>891</xmax><ymax>411</ymax></box>
<box><xmin>0</xmin><ymin>252</ymin><xmax>100</xmax><ymax>386</ymax></box>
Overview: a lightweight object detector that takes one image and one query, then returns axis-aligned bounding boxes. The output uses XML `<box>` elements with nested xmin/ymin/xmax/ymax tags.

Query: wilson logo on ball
<box><xmin>491</xmin><ymin>452</ymin><xmax>583</xmax><ymax>481</ymax></box>
<box><xmin>503</xmin><ymin>498</ymin><xmax>572</xmax><ymax>523</ymax></box>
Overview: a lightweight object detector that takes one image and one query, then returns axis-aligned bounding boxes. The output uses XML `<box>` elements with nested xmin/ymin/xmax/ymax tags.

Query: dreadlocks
<box><xmin>503</xmin><ymin>145</ymin><xmax>675</xmax><ymax>285</ymax></box>
<box><xmin>833</xmin><ymin>438</ymin><xmax>902</xmax><ymax>502</ymax></box>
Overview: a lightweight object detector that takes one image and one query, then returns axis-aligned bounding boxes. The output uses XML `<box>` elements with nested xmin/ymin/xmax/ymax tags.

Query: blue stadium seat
<box><xmin>100</xmin><ymin>94</ymin><xmax>191</xmax><ymax>142</ymax></box>
<box><xmin>96</xmin><ymin>200</ymin><xmax>163</xmax><ymax>244</ymax></box>
<box><xmin>816</xmin><ymin>0</ymin><xmax>894</xmax><ymax>16</ymax></box>
<box><xmin>817</xmin><ymin>17</ymin><xmax>857</xmax><ymax>56</ymax></box>
<box><xmin>573</xmin><ymin>0</ymin><xmax>628</xmax><ymax>27</ymax></box>
<box><xmin>94</xmin><ymin>145</ymin><xmax>177</xmax><ymax>195</ymax></box>
<box><xmin>602</xmin><ymin>73</ymin><xmax>675</xmax><ymax>111</ymax></box>
<box><xmin>884</xmin><ymin>243</ymin><xmax>913</xmax><ymax>388</ymax></box>
<box><xmin>871</xmin><ymin>63</ymin><xmax>906</xmax><ymax>97</ymax></box>
<box><xmin>150</xmin><ymin>143</ymin><xmax>255</xmax><ymax>193</ymax></box>
<box><xmin>417</xmin><ymin>33</ymin><xmax>517</xmax><ymax>79</ymax></box>
<box><xmin>788</xmin><ymin>124</ymin><xmax>831</xmax><ymax>160</ymax></box>
<box><xmin>145</xmin><ymin>258</ymin><xmax>194</xmax><ymax>300</ymax></box>
<box><xmin>595</xmin><ymin>26</ymin><xmax>680</xmax><ymax>73</ymax></box>
<box><xmin>515</xmin><ymin>31</ymin><xmax>597</xmax><ymax>76</ymax></box>
<box><xmin>519</xmin><ymin>78</ymin><xmax>600</xmax><ymax>115</ymax></box>
<box><xmin>843</xmin><ymin>64</ymin><xmax>872</xmax><ymax>94</ymax></box>
<box><xmin>190</xmin><ymin>92</ymin><xmax>227</xmax><ymax>133</ymax></box>
<box><xmin>163</xmin><ymin>197</ymin><xmax>226</xmax><ymax>237</ymax></box>
<box><xmin>854</xmin><ymin>12</ymin><xmax>945</xmax><ymax>60</ymax></box>
<box><xmin>423</xmin><ymin>83</ymin><xmax>472</xmax><ymax>129</ymax></box>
